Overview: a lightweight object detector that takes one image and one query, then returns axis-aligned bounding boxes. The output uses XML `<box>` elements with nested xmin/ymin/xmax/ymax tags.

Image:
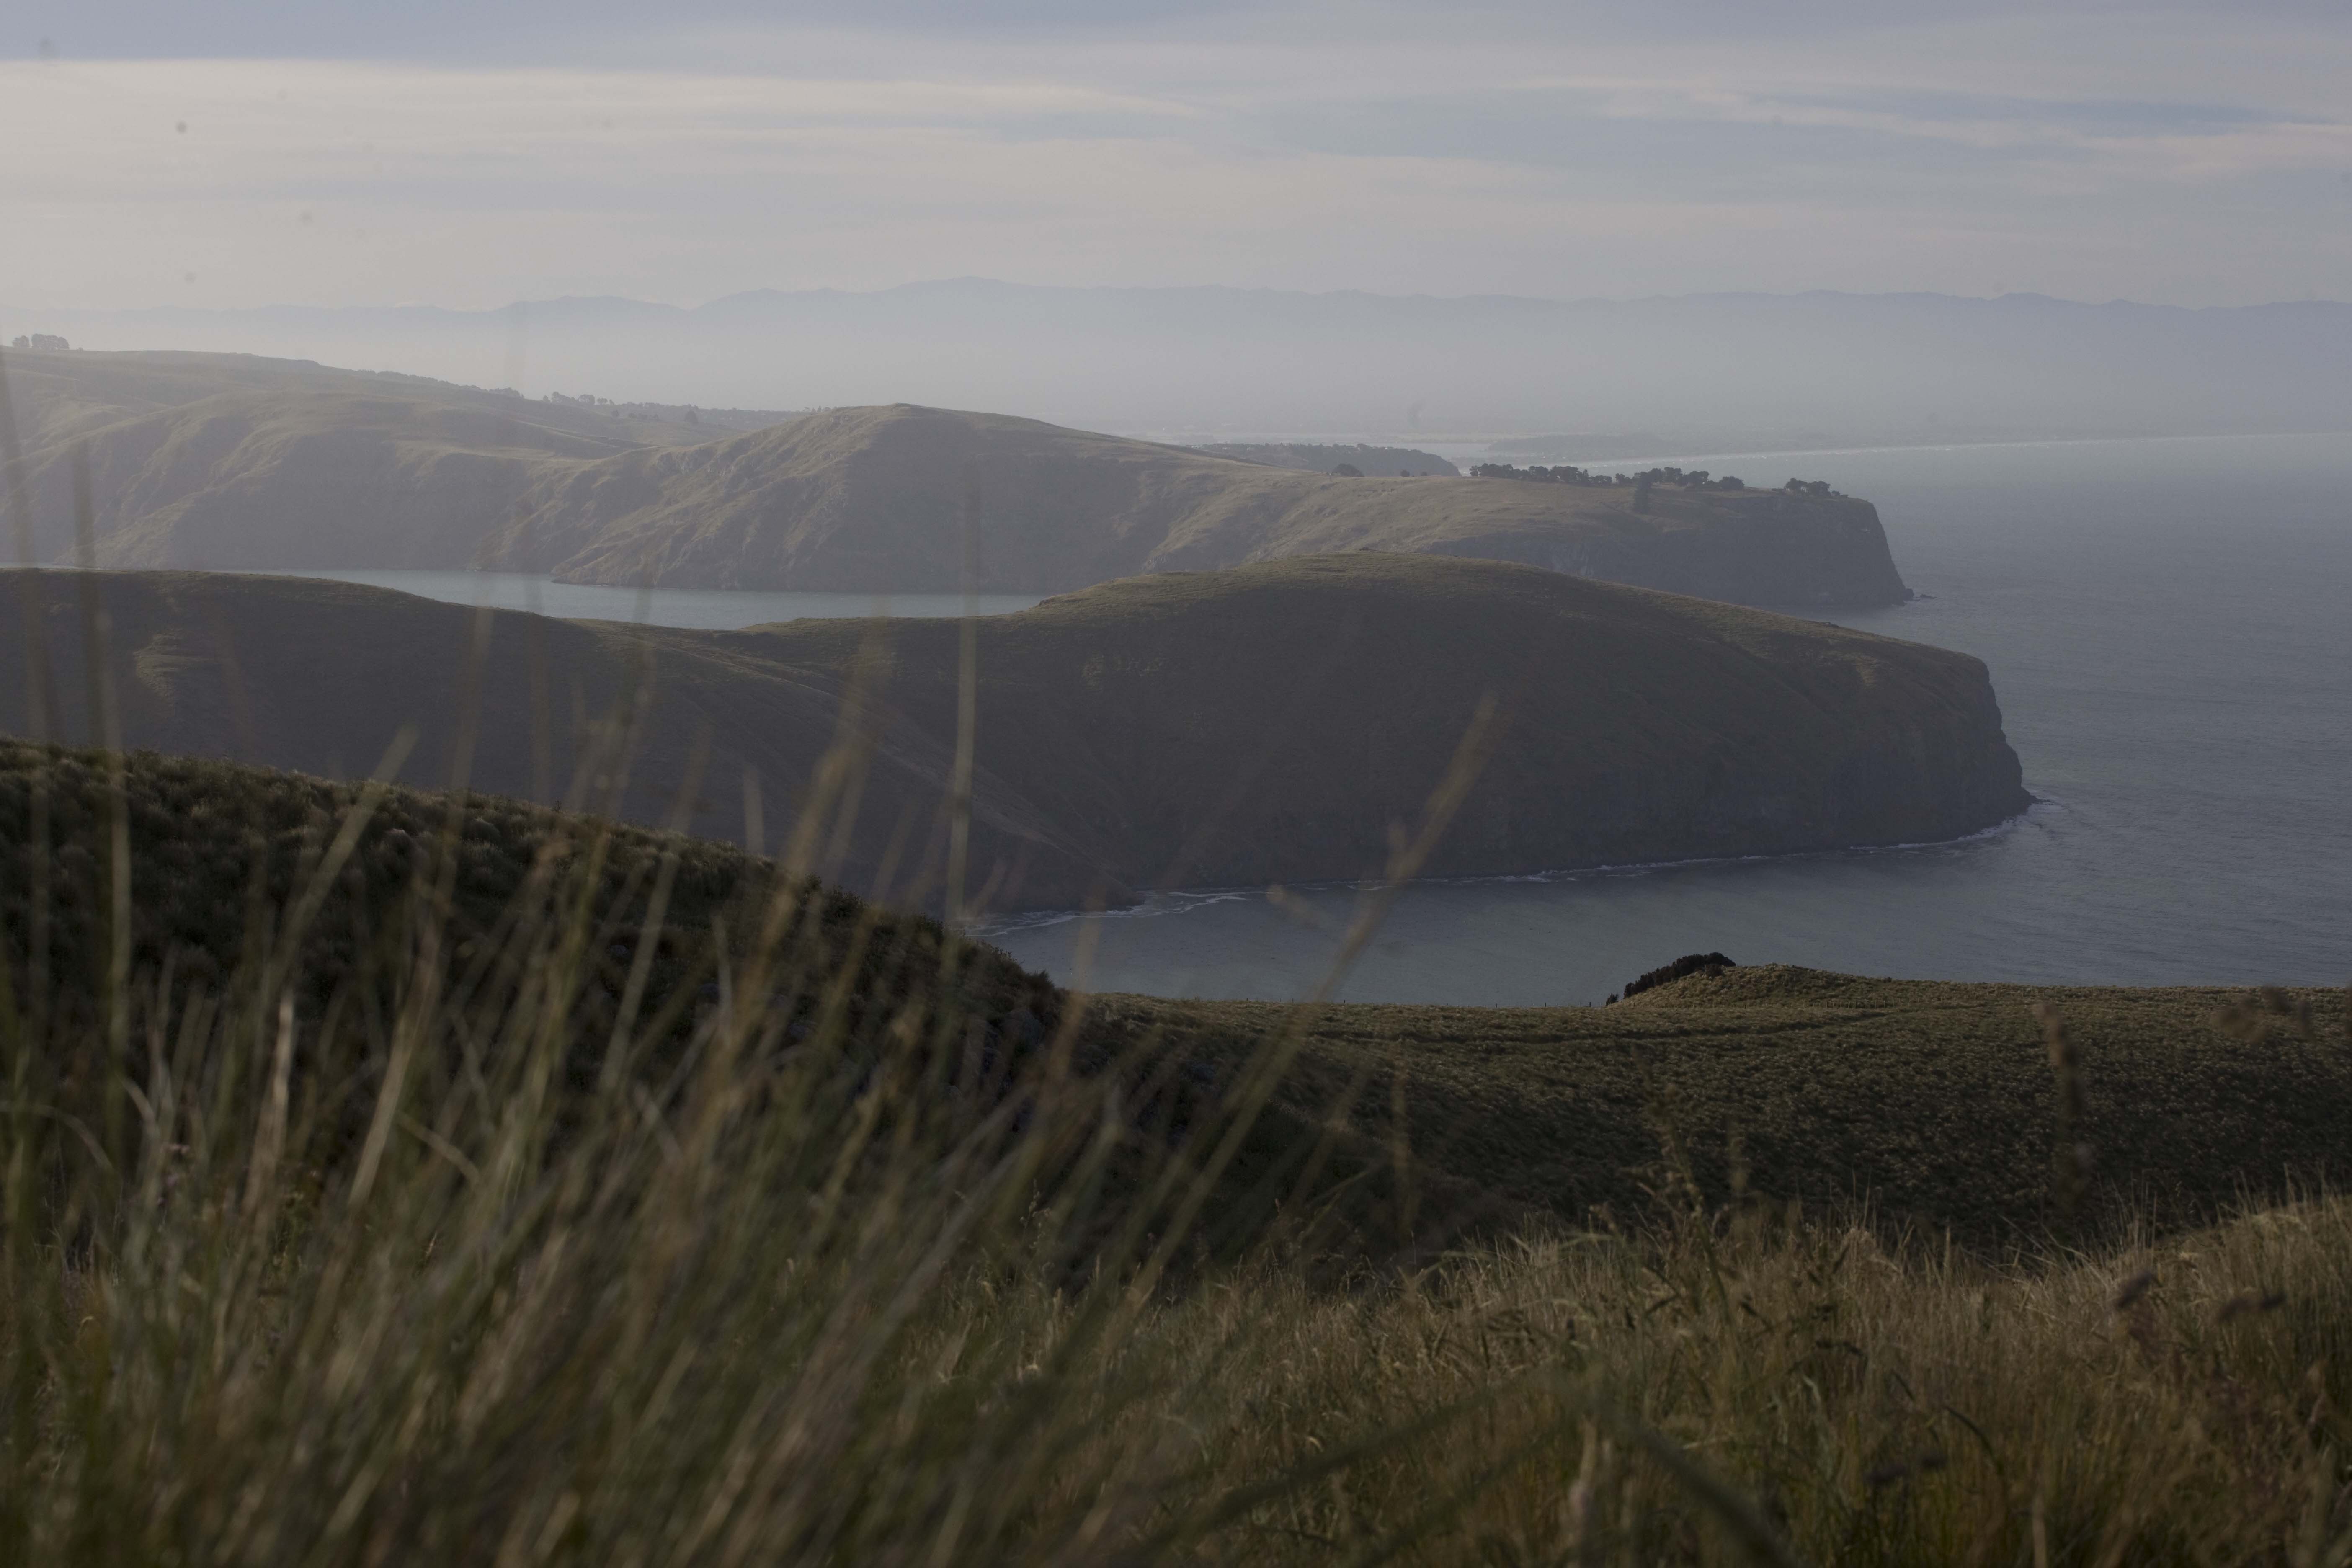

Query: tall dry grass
<box><xmin>6</xmin><ymin>738</ymin><xmax>2352</xmax><ymax>1565</ymax></box>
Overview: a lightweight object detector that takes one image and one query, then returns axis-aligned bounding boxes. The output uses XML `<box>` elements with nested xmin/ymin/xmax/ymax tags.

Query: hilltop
<box><xmin>0</xmin><ymin>738</ymin><xmax>1052</xmax><ymax>1050</ymax></box>
<box><xmin>5</xmin><ymin>350</ymin><xmax>1911</xmax><ymax>606</ymax></box>
<box><xmin>1186</xmin><ymin>441</ymin><xmax>1460</xmax><ymax>476</ymax></box>
<box><xmin>0</xmin><ymin>347</ymin><xmax>802</xmax><ymax>573</ymax></box>
<box><xmin>485</xmin><ymin>404</ymin><xmax>1907</xmax><ymax>603</ymax></box>
<box><xmin>0</xmin><ymin>554</ymin><xmax>2019</xmax><ymax>912</ymax></box>
<box><xmin>0</xmin><ymin>345</ymin><xmax>743</xmax><ymax>455</ymax></box>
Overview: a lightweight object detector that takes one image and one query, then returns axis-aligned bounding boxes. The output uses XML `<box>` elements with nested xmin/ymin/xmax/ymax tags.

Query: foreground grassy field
<box><xmin>5</xmin><ymin>740</ymin><xmax>2351</xmax><ymax>1562</ymax></box>
<box><xmin>1114</xmin><ymin>967</ymin><xmax>2352</xmax><ymax>1246</ymax></box>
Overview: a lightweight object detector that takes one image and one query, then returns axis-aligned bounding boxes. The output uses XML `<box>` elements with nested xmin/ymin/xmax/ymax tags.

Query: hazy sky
<box><xmin>5</xmin><ymin>1</ymin><xmax>2347</xmax><ymax>310</ymax></box>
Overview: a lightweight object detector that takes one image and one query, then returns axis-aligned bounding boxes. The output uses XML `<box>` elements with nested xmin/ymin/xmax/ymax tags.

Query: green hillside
<box><xmin>1111</xmin><ymin>964</ymin><xmax>2352</xmax><ymax>1246</ymax></box>
<box><xmin>492</xmin><ymin>403</ymin><xmax>1911</xmax><ymax>604</ymax></box>
<box><xmin>4</xmin><ymin>349</ymin><xmax>1910</xmax><ymax>606</ymax></box>
<box><xmin>0</xmin><ymin>555</ymin><xmax>2020</xmax><ymax>911</ymax></box>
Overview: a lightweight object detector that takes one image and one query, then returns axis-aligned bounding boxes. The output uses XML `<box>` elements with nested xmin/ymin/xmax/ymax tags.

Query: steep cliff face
<box><xmin>0</xmin><ymin>556</ymin><xmax>2017</xmax><ymax>913</ymax></box>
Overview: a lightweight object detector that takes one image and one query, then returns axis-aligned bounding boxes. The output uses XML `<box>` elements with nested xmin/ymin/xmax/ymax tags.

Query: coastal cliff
<box><xmin>0</xmin><ymin>555</ymin><xmax>2014</xmax><ymax>911</ymax></box>
<box><xmin>749</xmin><ymin>553</ymin><xmax>2023</xmax><ymax>898</ymax></box>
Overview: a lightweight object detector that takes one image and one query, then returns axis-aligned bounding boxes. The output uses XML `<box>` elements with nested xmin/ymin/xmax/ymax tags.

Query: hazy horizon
<box><xmin>14</xmin><ymin>280</ymin><xmax>2349</xmax><ymax>444</ymax></box>
<box><xmin>6</xmin><ymin>1</ymin><xmax>2348</xmax><ymax>314</ymax></box>
<box><xmin>14</xmin><ymin>278</ymin><xmax>2352</xmax><ymax>320</ymax></box>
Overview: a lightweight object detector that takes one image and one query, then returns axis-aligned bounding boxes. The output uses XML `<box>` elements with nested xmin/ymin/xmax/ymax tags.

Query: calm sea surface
<box><xmin>301</xmin><ymin>433</ymin><xmax>2352</xmax><ymax>1003</ymax></box>
<box><xmin>250</xmin><ymin>570</ymin><xmax>1042</xmax><ymax>629</ymax></box>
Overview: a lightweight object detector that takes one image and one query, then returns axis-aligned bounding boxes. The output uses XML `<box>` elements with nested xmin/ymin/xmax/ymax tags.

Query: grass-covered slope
<box><xmin>0</xmin><ymin>567</ymin><xmax>1119</xmax><ymax>911</ymax></box>
<box><xmin>0</xmin><ymin>346</ymin><xmax>776</xmax><ymax>570</ymax></box>
<box><xmin>15</xmin><ymin>747</ymin><xmax>2352</xmax><ymax>1561</ymax></box>
<box><xmin>1</xmin><ymin>557</ymin><xmax>2019</xmax><ymax>910</ymax></box>
<box><xmin>494</xmin><ymin>403</ymin><xmax>1911</xmax><ymax>605</ymax></box>
<box><xmin>6</xmin><ymin>353</ymin><xmax>1911</xmax><ymax>606</ymax></box>
<box><xmin>1117</xmin><ymin>962</ymin><xmax>2352</xmax><ymax>1244</ymax></box>
<box><xmin>0</xmin><ymin>738</ymin><xmax>1054</xmax><ymax>1052</ymax></box>
<box><xmin>747</xmin><ymin>553</ymin><xmax>2026</xmax><ymax>894</ymax></box>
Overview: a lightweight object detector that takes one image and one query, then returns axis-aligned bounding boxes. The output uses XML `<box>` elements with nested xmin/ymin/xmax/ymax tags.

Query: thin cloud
<box><xmin>1</xmin><ymin>4</ymin><xmax>2345</xmax><ymax>310</ymax></box>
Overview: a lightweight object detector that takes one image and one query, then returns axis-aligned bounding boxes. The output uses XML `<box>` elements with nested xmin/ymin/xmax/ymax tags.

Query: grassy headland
<box><xmin>0</xmin><ymin>555</ymin><xmax>2022</xmax><ymax>910</ymax></box>
<box><xmin>487</xmin><ymin>403</ymin><xmax>1911</xmax><ymax>604</ymax></box>
<box><xmin>6</xmin><ymin>350</ymin><xmax>1908</xmax><ymax>605</ymax></box>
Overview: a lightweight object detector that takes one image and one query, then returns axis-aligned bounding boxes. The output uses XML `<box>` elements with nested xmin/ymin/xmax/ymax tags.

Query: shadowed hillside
<box><xmin>5</xmin><ymin>350</ymin><xmax>1911</xmax><ymax>606</ymax></box>
<box><xmin>0</xmin><ymin>567</ymin><xmax>1112</xmax><ymax>911</ymax></box>
<box><xmin>0</xmin><ymin>554</ymin><xmax>2020</xmax><ymax>913</ymax></box>
<box><xmin>751</xmin><ymin>553</ymin><xmax>2023</xmax><ymax>895</ymax></box>
<box><xmin>0</xmin><ymin>738</ymin><xmax>1053</xmax><ymax>1052</ymax></box>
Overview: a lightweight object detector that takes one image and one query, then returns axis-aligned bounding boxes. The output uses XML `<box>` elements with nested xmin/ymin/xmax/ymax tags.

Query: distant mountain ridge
<box><xmin>8</xmin><ymin>281</ymin><xmax>2347</xmax><ymax>446</ymax></box>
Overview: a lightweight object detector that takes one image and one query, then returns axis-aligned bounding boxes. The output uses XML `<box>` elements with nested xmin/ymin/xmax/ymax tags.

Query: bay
<box><xmin>246</xmin><ymin>568</ymin><xmax>1042</xmax><ymax>629</ymax></box>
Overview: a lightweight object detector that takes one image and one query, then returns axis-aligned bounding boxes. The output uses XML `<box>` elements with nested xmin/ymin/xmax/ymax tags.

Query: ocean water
<box><xmin>247</xmin><ymin>569</ymin><xmax>1042</xmax><ymax>629</ymax></box>
<box><xmin>982</xmin><ymin>433</ymin><xmax>2352</xmax><ymax>1002</ymax></box>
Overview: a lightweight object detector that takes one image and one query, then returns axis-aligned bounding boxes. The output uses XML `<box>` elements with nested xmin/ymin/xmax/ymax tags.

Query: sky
<box><xmin>4</xmin><ymin>1</ymin><xmax>2349</xmax><ymax>311</ymax></box>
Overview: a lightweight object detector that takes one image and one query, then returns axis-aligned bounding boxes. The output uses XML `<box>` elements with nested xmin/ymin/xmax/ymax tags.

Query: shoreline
<box><xmin>972</xmin><ymin>799</ymin><xmax>2053</xmax><ymax>937</ymax></box>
